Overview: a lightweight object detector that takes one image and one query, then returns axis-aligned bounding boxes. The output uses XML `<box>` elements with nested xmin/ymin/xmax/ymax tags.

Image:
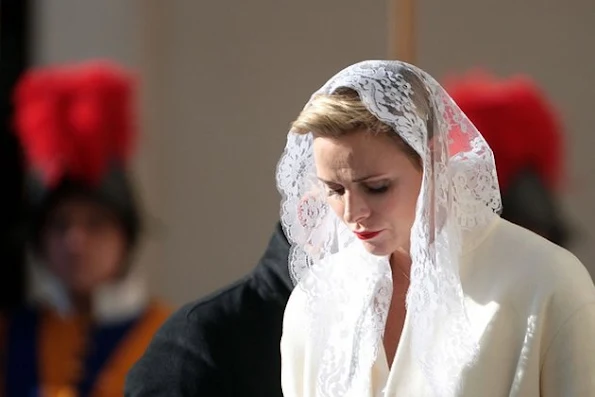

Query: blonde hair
<box><xmin>292</xmin><ymin>71</ymin><xmax>433</xmax><ymax>168</ymax></box>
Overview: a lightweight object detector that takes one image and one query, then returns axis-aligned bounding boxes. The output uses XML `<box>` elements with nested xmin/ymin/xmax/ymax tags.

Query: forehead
<box><xmin>312</xmin><ymin>131</ymin><xmax>413</xmax><ymax>180</ymax></box>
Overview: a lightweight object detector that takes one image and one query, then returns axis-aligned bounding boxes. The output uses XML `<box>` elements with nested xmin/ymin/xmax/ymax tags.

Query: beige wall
<box><xmin>139</xmin><ymin>1</ymin><xmax>388</xmax><ymax>304</ymax></box>
<box><xmin>33</xmin><ymin>0</ymin><xmax>595</xmax><ymax>306</ymax></box>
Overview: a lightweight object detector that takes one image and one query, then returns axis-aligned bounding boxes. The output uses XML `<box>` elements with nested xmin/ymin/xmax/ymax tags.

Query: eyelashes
<box><xmin>326</xmin><ymin>188</ymin><xmax>344</xmax><ymax>197</ymax></box>
<box><xmin>325</xmin><ymin>183</ymin><xmax>391</xmax><ymax>197</ymax></box>
<box><xmin>366</xmin><ymin>185</ymin><xmax>389</xmax><ymax>194</ymax></box>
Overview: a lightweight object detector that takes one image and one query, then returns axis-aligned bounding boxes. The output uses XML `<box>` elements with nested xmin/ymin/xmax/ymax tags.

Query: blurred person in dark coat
<box><xmin>125</xmin><ymin>223</ymin><xmax>292</xmax><ymax>397</ymax></box>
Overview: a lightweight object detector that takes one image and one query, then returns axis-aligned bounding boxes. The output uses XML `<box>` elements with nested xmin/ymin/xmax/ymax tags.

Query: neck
<box><xmin>389</xmin><ymin>248</ymin><xmax>412</xmax><ymax>286</ymax></box>
<box><xmin>70</xmin><ymin>292</ymin><xmax>92</xmax><ymax>318</ymax></box>
<box><xmin>384</xmin><ymin>248</ymin><xmax>411</xmax><ymax>368</ymax></box>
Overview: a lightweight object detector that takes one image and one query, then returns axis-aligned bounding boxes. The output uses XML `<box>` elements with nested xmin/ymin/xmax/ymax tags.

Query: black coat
<box><xmin>125</xmin><ymin>223</ymin><xmax>292</xmax><ymax>397</ymax></box>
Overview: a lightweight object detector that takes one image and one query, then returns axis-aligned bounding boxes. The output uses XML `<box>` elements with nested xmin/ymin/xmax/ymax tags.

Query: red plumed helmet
<box><xmin>445</xmin><ymin>71</ymin><xmax>565</xmax><ymax>193</ymax></box>
<box><xmin>13</xmin><ymin>60</ymin><xmax>137</xmax><ymax>188</ymax></box>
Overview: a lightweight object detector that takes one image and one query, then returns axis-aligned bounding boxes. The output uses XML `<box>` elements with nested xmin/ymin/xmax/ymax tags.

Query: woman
<box><xmin>277</xmin><ymin>60</ymin><xmax>595</xmax><ymax>396</ymax></box>
<box><xmin>2</xmin><ymin>61</ymin><xmax>170</xmax><ymax>397</ymax></box>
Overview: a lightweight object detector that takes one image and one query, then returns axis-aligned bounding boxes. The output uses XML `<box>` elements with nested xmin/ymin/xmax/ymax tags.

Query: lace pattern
<box><xmin>276</xmin><ymin>61</ymin><xmax>502</xmax><ymax>396</ymax></box>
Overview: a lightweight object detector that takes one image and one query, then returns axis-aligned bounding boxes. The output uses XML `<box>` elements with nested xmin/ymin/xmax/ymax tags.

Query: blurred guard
<box><xmin>2</xmin><ymin>61</ymin><xmax>170</xmax><ymax>397</ymax></box>
<box><xmin>447</xmin><ymin>72</ymin><xmax>571</xmax><ymax>246</ymax></box>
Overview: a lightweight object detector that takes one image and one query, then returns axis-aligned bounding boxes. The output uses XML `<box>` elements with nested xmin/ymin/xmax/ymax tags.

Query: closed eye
<box><xmin>366</xmin><ymin>185</ymin><xmax>388</xmax><ymax>194</ymax></box>
<box><xmin>364</xmin><ymin>183</ymin><xmax>390</xmax><ymax>194</ymax></box>
<box><xmin>319</xmin><ymin>180</ymin><xmax>345</xmax><ymax>197</ymax></box>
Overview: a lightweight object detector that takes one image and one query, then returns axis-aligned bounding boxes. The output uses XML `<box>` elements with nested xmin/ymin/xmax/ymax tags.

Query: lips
<box><xmin>354</xmin><ymin>230</ymin><xmax>382</xmax><ymax>240</ymax></box>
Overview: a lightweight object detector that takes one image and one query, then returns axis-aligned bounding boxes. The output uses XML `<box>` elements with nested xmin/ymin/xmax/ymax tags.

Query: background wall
<box><xmin>32</xmin><ymin>0</ymin><xmax>595</xmax><ymax>306</ymax></box>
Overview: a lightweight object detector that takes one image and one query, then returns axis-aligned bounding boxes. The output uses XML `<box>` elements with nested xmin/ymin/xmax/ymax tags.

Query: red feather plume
<box><xmin>13</xmin><ymin>60</ymin><xmax>137</xmax><ymax>188</ymax></box>
<box><xmin>444</xmin><ymin>70</ymin><xmax>565</xmax><ymax>192</ymax></box>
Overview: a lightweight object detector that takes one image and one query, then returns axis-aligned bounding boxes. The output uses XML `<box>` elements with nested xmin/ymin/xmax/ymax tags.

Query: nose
<box><xmin>343</xmin><ymin>192</ymin><xmax>371</xmax><ymax>225</ymax></box>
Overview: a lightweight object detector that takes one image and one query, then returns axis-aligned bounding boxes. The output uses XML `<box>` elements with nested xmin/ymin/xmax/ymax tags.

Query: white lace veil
<box><xmin>276</xmin><ymin>60</ymin><xmax>502</xmax><ymax>396</ymax></box>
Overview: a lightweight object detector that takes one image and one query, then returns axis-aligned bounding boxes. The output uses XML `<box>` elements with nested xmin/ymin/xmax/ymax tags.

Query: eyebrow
<box><xmin>318</xmin><ymin>174</ymin><xmax>388</xmax><ymax>184</ymax></box>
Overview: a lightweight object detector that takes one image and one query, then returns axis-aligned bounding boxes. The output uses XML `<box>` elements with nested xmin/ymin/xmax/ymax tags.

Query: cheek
<box><xmin>382</xmin><ymin>189</ymin><xmax>419</xmax><ymax>228</ymax></box>
<box><xmin>326</xmin><ymin>197</ymin><xmax>345</xmax><ymax>219</ymax></box>
<box><xmin>96</xmin><ymin>233</ymin><xmax>126</xmax><ymax>273</ymax></box>
<box><xmin>77</xmin><ymin>229</ymin><xmax>126</xmax><ymax>282</ymax></box>
<box><xmin>42</xmin><ymin>235</ymin><xmax>69</xmax><ymax>269</ymax></box>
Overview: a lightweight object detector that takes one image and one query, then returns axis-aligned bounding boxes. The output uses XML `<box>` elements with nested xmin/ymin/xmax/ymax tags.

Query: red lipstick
<box><xmin>354</xmin><ymin>230</ymin><xmax>381</xmax><ymax>240</ymax></box>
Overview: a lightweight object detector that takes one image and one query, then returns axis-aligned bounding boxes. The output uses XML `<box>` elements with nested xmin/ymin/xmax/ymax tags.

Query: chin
<box><xmin>360</xmin><ymin>241</ymin><xmax>394</xmax><ymax>257</ymax></box>
<box><xmin>66</xmin><ymin>276</ymin><xmax>97</xmax><ymax>294</ymax></box>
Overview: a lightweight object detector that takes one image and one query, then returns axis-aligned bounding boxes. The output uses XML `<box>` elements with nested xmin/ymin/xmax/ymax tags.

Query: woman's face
<box><xmin>42</xmin><ymin>197</ymin><xmax>127</xmax><ymax>296</ymax></box>
<box><xmin>313</xmin><ymin>130</ymin><xmax>422</xmax><ymax>256</ymax></box>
